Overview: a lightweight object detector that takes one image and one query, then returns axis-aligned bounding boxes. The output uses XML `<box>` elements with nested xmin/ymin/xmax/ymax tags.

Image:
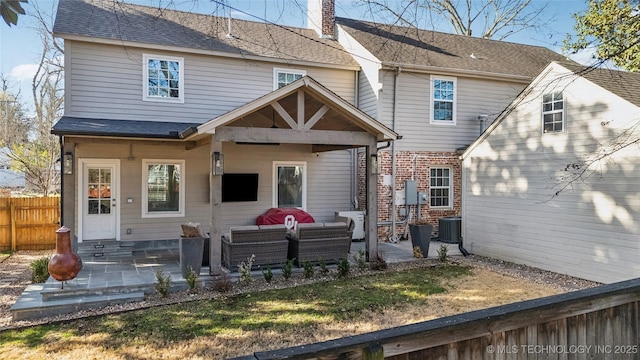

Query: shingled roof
<box><xmin>53</xmin><ymin>0</ymin><xmax>358</xmax><ymax>68</ymax></box>
<box><xmin>561</xmin><ymin>63</ymin><xmax>640</xmax><ymax>108</ymax></box>
<box><xmin>336</xmin><ymin>17</ymin><xmax>571</xmax><ymax>79</ymax></box>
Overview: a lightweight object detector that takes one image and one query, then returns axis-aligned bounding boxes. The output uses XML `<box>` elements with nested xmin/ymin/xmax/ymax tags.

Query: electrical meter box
<box><xmin>405</xmin><ymin>180</ymin><xmax>418</xmax><ymax>205</ymax></box>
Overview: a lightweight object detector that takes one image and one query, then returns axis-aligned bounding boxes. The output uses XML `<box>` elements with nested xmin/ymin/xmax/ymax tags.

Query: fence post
<box><xmin>363</xmin><ymin>343</ymin><xmax>384</xmax><ymax>360</ymax></box>
<box><xmin>10</xmin><ymin>199</ymin><xmax>16</xmax><ymax>251</ymax></box>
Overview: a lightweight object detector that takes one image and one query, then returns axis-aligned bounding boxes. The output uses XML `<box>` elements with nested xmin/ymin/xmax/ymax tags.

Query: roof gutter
<box><xmin>380</xmin><ymin>63</ymin><xmax>532</xmax><ymax>83</ymax></box>
<box><xmin>55</xmin><ymin>33</ymin><xmax>361</xmax><ymax>71</ymax></box>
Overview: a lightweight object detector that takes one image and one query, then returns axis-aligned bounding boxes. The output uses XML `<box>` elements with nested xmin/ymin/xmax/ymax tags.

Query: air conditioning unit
<box><xmin>335</xmin><ymin>211</ymin><xmax>365</xmax><ymax>241</ymax></box>
<box><xmin>438</xmin><ymin>216</ymin><xmax>461</xmax><ymax>243</ymax></box>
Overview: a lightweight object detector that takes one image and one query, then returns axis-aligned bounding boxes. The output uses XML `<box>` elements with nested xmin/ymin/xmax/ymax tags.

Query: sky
<box><xmin>0</xmin><ymin>0</ymin><xmax>592</xmax><ymax>112</ymax></box>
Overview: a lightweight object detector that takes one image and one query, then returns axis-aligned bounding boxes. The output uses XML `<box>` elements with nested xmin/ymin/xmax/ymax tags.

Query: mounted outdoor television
<box><xmin>222</xmin><ymin>173</ymin><xmax>259</xmax><ymax>202</ymax></box>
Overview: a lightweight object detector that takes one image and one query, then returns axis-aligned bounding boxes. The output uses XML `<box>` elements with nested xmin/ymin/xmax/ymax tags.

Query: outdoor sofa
<box><xmin>221</xmin><ymin>224</ymin><xmax>289</xmax><ymax>270</ymax></box>
<box><xmin>286</xmin><ymin>221</ymin><xmax>352</xmax><ymax>265</ymax></box>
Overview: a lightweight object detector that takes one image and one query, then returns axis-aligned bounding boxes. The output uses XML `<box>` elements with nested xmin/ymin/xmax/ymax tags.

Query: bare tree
<box><xmin>4</xmin><ymin>1</ymin><xmax>63</xmax><ymax>195</ymax></box>
<box><xmin>359</xmin><ymin>0</ymin><xmax>550</xmax><ymax>40</ymax></box>
<box><xmin>0</xmin><ymin>76</ymin><xmax>30</xmax><ymax>147</ymax></box>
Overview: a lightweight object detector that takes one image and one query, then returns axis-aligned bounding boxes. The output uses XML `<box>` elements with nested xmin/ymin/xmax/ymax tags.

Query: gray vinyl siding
<box><xmin>65</xmin><ymin>41</ymin><xmax>356</xmax><ymax>123</ymax></box>
<box><xmin>219</xmin><ymin>143</ymin><xmax>353</xmax><ymax>231</ymax></box>
<box><xmin>357</xmin><ymin>70</ymin><xmax>378</xmax><ymax>119</ymax></box>
<box><xmin>462</xmin><ymin>67</ymin><xmax>640</xmax><ymax>283</ymax></box>
<box><xmin>70</xmin><ymin>139</ymin><xmax>211</xmax><ymax>241</ymax></box>
<box><xmin>378</xmin><ymin>69</ymin><xmax>525</xmax><ymax>152</ymax></box>
<box><xmin>69</xmin><ymin>139</ymin><xmax>353</xmax><ymax>241</ymax></box>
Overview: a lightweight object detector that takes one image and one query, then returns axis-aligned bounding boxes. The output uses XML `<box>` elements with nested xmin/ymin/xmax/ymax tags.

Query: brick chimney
<box><xmin>307</xmin><ymin>0</ymin><xmax>335</xmax><ymax>38</ymax></box>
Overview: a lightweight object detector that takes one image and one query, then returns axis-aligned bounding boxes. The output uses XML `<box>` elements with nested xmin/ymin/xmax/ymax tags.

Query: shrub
<box><xmin>337</xmin><ymin>257</ymin><xmax>350</xmax><ymax>278</ymax></box>
<box><xmin>262</xmin><ymin>264</ymin><xmax>273</xmax><ymax>283</ymax></box>
<box><xmin>211</xmin><ymin>273</ymin><xmax>233</xmax><ymax>293</ymax></box>
<box><xmin>302</xmin><ymin>260</ymin><xmax>314</xmax><ymax>279</ymax></box>
<box><xmin>437</xmin><ymin>244</ymin><xmax>449</xmax><ymax>262</ymax></box>
<box><xmin>353</xmin><ymin>249</ymin><xmax>367</xmax><ymax>271</ymax></box>
<box><xmin>30</xmin><ymin>257</ymin><xmax>50</xmax><ymax>283</ymax></box>
<box><xmin>318</xmin><ymin>259</ymin><xmax>329</xmax><ymax>275</ymax></box>
<box><xmin>184</xmin><ymin>265</ymin><xmax>198</xmax><ymax>291</ymax></box>
<box><xmin>154</xmin><ymin>269</ymin><xmax>171</xmax><ymax>298</ymax></box>
<box><xmin>238</xmin><ymin>254</ymin><xmax>255</xmax><ymax>285</ymax></box>
<box><xmin>282</xmin><ymin>258</ymin><xmax>295</xmax><ymax>280</ymax></box>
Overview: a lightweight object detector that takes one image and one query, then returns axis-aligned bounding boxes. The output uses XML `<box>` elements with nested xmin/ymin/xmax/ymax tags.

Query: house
<box><xmin>461</xmin><ymin>61</ymin><xmax>640</xmax><ymax>283</ymax></box>
<box><xmin>0</xmin><ymin>148</ymin><xmax>25</xmax><ymax>189</ymax></box>
<box><xmin>52</xmin><ymin>0</ymin><xmax>396</xmax><ymax>274</ymax></box>
<box><xmin>334</xmin><ymin>16</ymin><xmax>571</xmax><ymax>241</ymax></box>
<box><xmin>51</xmin><ymin>0</ymin><xmax>572</xmax><ymax>274</ymax></box>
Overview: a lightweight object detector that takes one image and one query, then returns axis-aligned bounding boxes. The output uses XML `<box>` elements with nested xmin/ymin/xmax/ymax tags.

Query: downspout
<box><xmin>351</xmin><ymin>71</ymin><xmax>360</xmax><ymax>209</ymax></box>
<box><xmin>59</xmin><ymin>136</ymin><xmax>64</xmax><ymax>227</ymax></box>
<box><xmin>376</xmin><ymin>68</ymin><xmax>401</xmax><ymax>240</ymax></box>
<box><xmin>390</xmin><ymin>67</ymin><xmax>400</xmax><ymax>241</ymax></box>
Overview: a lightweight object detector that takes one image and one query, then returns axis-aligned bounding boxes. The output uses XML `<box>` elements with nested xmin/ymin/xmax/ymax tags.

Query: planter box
<box><xmin>409</xmin><ymin>224</ymin><xmax>432</xmax><ymax>258</ymax></box>
<box><xmin>180</xmin><ymin>236</ymin><xmax>205</xmax><ymax>277</ymax></box>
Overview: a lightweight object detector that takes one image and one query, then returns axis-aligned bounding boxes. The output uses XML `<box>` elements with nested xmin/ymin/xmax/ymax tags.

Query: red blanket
<box><xmin>256</xmin><ymin>208</ymin><xmax>315</xmax><ymax>229</ymax></box>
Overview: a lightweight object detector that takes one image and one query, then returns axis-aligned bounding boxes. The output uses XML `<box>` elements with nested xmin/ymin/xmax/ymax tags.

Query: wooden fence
<box><xmin>235</xmin><ymin>278</ymin><xmax>640</xmax><ymax>360</ymax></box>
<box><xmin>0</xmin><ymin>197</ymin><xmax>60</xmax><ymax>251</ymax></box>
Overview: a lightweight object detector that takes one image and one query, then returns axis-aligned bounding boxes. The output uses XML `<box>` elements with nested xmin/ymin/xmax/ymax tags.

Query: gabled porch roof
<box><xmin>195</xmin><ymin>76</ymin><xmax>399</xmax><ymax>149</ymax></box>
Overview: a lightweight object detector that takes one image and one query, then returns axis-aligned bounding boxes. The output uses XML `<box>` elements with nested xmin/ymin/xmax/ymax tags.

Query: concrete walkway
<box><xmin>10</xmin><ymin>239</ymin><xmax>462</xmax><ymax>321</ymax></box>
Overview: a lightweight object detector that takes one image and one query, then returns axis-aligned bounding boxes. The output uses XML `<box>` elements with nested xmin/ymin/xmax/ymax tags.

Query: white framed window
<box><xmin>542</xmin><ymin>91</ymin><xmax>564</xmax><ymax>133</ymax></box>
<box><xmin>430</xmin><ymin>167</ymin><xmax>452</xmax><ymax>208</ymax></box>
<box><xmin>142</xmin><ymin>159</ymin><xmax>185</xmax><ymax>218</ymax></box>
<box><xmin>272</xmin><ymin>161</ymin><xmax>307</xmax><ymax>210</ymax></box>
<box><xmin>274</xmin><ymin>68</ymin><xmax>306</xmax><ymax>89</ymax></box>
<box><xmin>143</xmin><ymin>54</ymin><xmax>184</xmax><ymax>103</ymax></box>
<box><xmin>430</xmin><ymin>75</ymin><xmax>457</xmax><ymax>125</ymax></box>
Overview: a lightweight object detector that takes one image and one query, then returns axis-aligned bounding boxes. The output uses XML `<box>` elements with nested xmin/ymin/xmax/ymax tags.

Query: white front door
<box><xmin>81</xmin><ymin>160</ymin><xmax>118</xmax><ymax>241</ymax></box>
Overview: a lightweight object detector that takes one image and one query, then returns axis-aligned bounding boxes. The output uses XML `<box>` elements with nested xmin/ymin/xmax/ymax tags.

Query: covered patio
<box><xmin>187</xmin><ymin>76</ymin><xmax>399</xmax><ymax>275</ymax></box>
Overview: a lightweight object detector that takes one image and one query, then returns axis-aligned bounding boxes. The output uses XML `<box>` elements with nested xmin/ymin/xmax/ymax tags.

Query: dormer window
<box><xmin>143</xmin><ymin>54</ymin><xmax>184</xmax><ymax>103</ymax></box>
<box><xmin>542</xmin><ymin>91</ymin><xmax>564</xmax><ymax>133</ymax></box>
<box><xmin>430</xmin><ymin>76</ymin><xmax>457</xmax><ymax>125</ymax></box>
<box><xmin>274</xmin><ymin>68</ymin><xmax>306</xmax><ymax>89</ymax></box>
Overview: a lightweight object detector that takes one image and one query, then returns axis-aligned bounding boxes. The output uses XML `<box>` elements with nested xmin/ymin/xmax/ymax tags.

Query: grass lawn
<box><xmin>0</xmin><ymin>263</ymin><xmax>562</xmax><ymax>359</ymax></box>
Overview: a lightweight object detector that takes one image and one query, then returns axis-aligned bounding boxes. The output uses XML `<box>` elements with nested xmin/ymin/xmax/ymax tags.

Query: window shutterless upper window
<box><xmin>142</xmin><ymin>160</ymin><xmax>185</xmax><ymax>218</ymax></box>
<box><xmin>542</xmin><ymin>91</ymin><xmax>564</xmax><ymax>133</ymax></box>
<box><xmin>430</xmin><ymin>76</ymin><xmax>457</xmax><ymax>125</ymax></box>
<box><xmin>274</xmin><ymin>68</ymin><xmax>306</xmax><ymax>89</ymax></box>
<box><xmin>430</xmin><ymin>167</ymin><xmax>452</xmax><ymax>208</ymax></box>
<box><xmin>143</xmin><ymin>54</ymin><xmax>184</xmax><ymax>103</ymax></box>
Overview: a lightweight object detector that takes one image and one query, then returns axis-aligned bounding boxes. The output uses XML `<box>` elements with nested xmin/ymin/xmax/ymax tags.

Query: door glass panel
<box><xmin>87</xmin><ymin>168</ymin><xmax>112</xmax><ymax>215</ymax></box>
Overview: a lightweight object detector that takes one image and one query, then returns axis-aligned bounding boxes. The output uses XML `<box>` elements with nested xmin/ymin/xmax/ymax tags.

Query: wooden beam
<box><xmin>304</xmin><ymin>105</ymin><xmax>329</xmax><ymax>130</ymax></box>
<box><xmin>209</xmin><ymin>137</ymin><xmax>223</xmax><ymax>276</ymax></box>
<box><xmin>215</xmin><ymin>126</ymin><xmax>372</xmax><ymax>146</ymax></box>
<box><xmin>270</xmin><ymin>101</ymin><xmax>297</xmax><ymax>130</ymax></box>
<box><xmin>297</xmin><ymin>90</ymin><xmax>305</xmax><ymax>129</ymax></box>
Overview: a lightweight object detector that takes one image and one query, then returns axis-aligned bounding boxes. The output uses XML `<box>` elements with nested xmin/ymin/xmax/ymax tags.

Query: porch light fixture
<box><xmin>370</xmin><ymin>153</ymin><xmax>378</xmax><ymax>175</ymax></box>
<box><xmin>63</xmin><ymin>152</ymin><xmax>74</xmax><ymax>175</ymax></box>
<box><xmin>213</xmin><ymin>152</ymin><xmax>224</xmax><ymax>175</ymax></box>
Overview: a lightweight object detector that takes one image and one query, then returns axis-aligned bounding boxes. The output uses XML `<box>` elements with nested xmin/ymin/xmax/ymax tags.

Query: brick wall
<box><xmin>321</xmin><ymin>0</ymin><xmax>335</xmax><ymax>37</ymax></box>
<box><xmin>357</xmin><ymin>150</ymin><xmax>461</xmax><ymax>241</ymax></box>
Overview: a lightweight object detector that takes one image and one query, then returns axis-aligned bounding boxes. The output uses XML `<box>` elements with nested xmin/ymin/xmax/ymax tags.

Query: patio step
<box><xmin>77</xmin><ymin>240</ymin><xmax>135</xmax><ymax>258</ymax></box>
<box><xmin>41</xmin><ymin>283</ymin><xmax>154</xmax><ymax>301</ymax></box>
<box><xmin>10</xmin><ymin>283</ymin><xmax>145</xmax><ymax>321</ymax></box>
